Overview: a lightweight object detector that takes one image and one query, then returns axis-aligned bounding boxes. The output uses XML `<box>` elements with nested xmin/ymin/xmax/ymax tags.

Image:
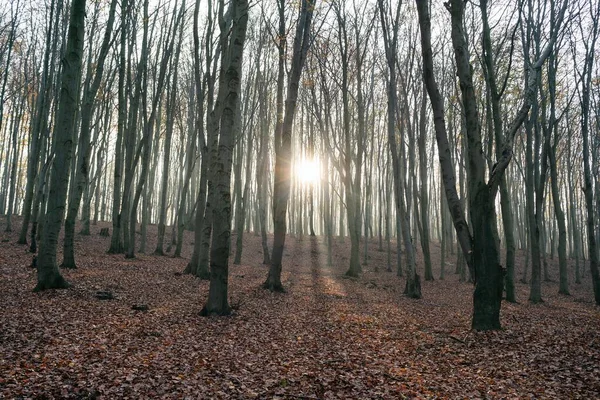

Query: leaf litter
<box><xmin>1</xmin><ymin>217</ymin><xmax>599</xmax><ymax>399</ymax></box>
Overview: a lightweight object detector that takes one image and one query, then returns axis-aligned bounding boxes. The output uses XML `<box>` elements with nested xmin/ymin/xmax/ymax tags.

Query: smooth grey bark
<box><xmin>127</xmin><ymin>0</ymin><xmax>183</xmax><ymax>259</ymax></box>
<box><xmin>416</xmin><ymin>0</ymin><xmax>566</xmax><ymax>329</ymax></box>
<box><xmin>61</xmin><ymin>0</ymin><xmax>117</xmax><ymax>269</ymax></box>
<box><xmin>19</xmin><ymin>0</ymin><xmax>63</xmax><ymax>245</ymax></box>
<box><xmin>379</xmin><ymin>0</ymin><xmax>420</xmax><ymax>297</ymax></box>
<box><xmin>577</xmin><ymin>0</ymin><xmax>600</xmax><ymax>304</ymax></box>
<box><xmin>264</xmin><ymin>0</ymin><xmax>315</xmax><ymax>292</ymax></box>
<box><xmin>35</xmin><ymin>0</ymin><xmax>86</xmax><ymax>291</ymax></box>
<box><xmin>201</xmin><ymin>0</ymin><xmax>249</xmax><ymax>316</ymax></box>
<box><xmin>108</xmin><ymin>0</ymin><xmax>128</xmax><ymax>254</ymax></box>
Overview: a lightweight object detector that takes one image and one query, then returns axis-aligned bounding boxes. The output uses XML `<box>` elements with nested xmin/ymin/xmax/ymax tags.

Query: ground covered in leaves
<box><xmin>1</xmin><ymin>217</ymin><xmax>599</xmax><ymax>399</ymax></box>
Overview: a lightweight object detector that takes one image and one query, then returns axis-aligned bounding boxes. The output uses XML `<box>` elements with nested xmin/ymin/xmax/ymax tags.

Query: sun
<box><xmin>297</xmin><ymin>157</ymin><xmax>320</xmax><ymax>184</ymax></box>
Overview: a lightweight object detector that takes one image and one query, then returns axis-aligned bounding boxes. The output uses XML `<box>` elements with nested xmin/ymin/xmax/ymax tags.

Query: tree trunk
<box><xmin>418</xmin><ymin>85</ymin><xmax>433</xmax><ymax>281</ymax></box>
<box><xmin>201</xmin><ymin>0</ymin><xmax>249</xmax><ymax>316</ymax></box>
<box><xmin>379</xmin><ymin>0</ymin><xmax>420</xmax><ymax>296</ymax></box>
<box><xmin>19</xmin><ymin>0</ymin><xmax>62</xmax><ymax>245</ymax></box>
<box><xmin>35</xmin><ymin>0</ymin><xmax>86</xmax><ymax>291</ymax></box>
<box><xmin>578</xmin><ymin>4</ymin><xmax>600</xmax><ymax>304</ymax></box>
<box><xmin>264</xmin><ymin>0</ymin><xmax>315</xmax><ymax>291</ymax></box>
<box><xmin>108</xmin><ymin>0</ymin><xmax>128</xmax><ymax>254</ymax></box>
<box><xmin>416</xmin><ymin>0</ymin><xmax>565</xmax><ymax>328</ymax></box>
<box><xmin>128</xmin><ymin>0</ymin><xmax>182</xmax><ymax>259</ymax></box>
<box><xmin>61</xmin><ymin>0</ymin><xmax>117</xmax><ymax>268</ymax></box>
<box><xmin>155</xmin><ymin>88</ymin><xmax>174</xmax><ymax>255</ymax></box>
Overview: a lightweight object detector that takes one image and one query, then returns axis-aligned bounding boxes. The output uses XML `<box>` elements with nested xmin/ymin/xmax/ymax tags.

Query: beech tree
<box><xmin>35</xmin><ymin>0</ymin><xmax>86</xmax><ymax>291</ymax></box>
<box><xmin>575</xmin><ymin>0</ymin><xmax>600</xmax><ymax>304</ymax></box>
<box><xmin>415</xmin><ymin>0</ymin><xmax>567</xmax><ymax>329</ymax></box>
<box><xmin>263</xmin><ymin>0</ymin><xmax>316</xmax><ymax>291</ymax></box>
<box><xmin>61</xmin><ymin>0</ymin><xmax>117</xmax><ymax>269</ymax></box>
<box><xmin>378</xmin><ymin>0</ymin><xmax>421</xmax><ymax>298</ymax></box>
<box><xmin>201</xmin><ymin>0</ymin><xmax>249</xmax><ymax>315</ymax></box>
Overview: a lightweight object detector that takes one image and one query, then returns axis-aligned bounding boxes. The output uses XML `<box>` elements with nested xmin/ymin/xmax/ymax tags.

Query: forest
<box><xmin>1</xmin><ymin>0</ymin><xmax>599</xmax><ymax>397</ymax></box>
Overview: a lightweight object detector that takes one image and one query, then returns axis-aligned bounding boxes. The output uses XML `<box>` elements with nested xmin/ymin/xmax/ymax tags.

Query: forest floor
<box><xmin>1</xmin><ymin>217</ymin><xmax>599</xmax><ymax>399</ymax></box>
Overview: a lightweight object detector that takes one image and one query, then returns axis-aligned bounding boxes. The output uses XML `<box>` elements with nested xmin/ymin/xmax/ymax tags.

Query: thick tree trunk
<box><xmin>35</xmin><ymin>0</ymin><xmax>86</xmax><ymax>291</ymax></box>
<box><xmin>417</xmin><ymin>0</ymin><xmax>565</xmax><ymax>328</ymax></box>
<box><xmin>201</xmin><ymin>0</ymin><xmax>248</xmax><ymax>316</ymax></box>
<box><xmin>61</xmin><ymin>0</ymin><xmax>117</xmax><ymax>268</ymax></box>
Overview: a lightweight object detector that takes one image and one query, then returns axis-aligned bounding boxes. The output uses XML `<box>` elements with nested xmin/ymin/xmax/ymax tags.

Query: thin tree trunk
<box><xmin>264</xmin><ymin>0</ymin><xmax>315</xmax><ymax>291</ymax></box>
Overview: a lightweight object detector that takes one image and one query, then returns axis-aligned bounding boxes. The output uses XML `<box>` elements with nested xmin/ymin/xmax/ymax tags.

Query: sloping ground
<box><xmin>1</xmin><ymin>217</ymin><xmax>599</xmax><ymax>399</ymax></box>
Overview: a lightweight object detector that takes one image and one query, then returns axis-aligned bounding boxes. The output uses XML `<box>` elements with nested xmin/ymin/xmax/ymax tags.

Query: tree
<box><xmin>108</xmin><ymin>0</ymin><xmax>128</xmax><ymax>254</ymax></box>
<box><xmin>415</xmin><ymin>0</ymin><xmax>567</xmax><ymax>329</ymax></box>
<box><xmin>184</xmin><ymin>0</ymin><xmax>214</xmax><ymax>279</ymax></box>
<box><xmin>35</xmin><ymin>0</ymin><xmax>86</xmax><ymax>291</ymax></box>
<box><xmin>201</xmin><ymin>0</ymin><xmax>249</xmax><ymax>315</ymax></box>
<box><xmin>61</xmin><ymin>0</ymin><xmax>117</xmax><ymax>269</ymax></box>
<box><xmin>479</xmin><ymin>0</ymin><xmax>517</xmax><ymax>302</ymax></box>
<box><xmin>576</xmin><ymin>0</ymin><xmax>600</xmax><ymax>304</ymax></box>
<box><xmin>127</xmin><ymin>0</ymin><xmax>184</xmax><ymax>259</ymax></box>
<box><xmin>379</xmin><ymin>0</ymin><xmax>421</xmax><ymax>298</ymax></box>
<box><xmin>263</xmin><ymin>0</ymin><xmax>316</xmax><ymax>291</ymax></box>
<box><xmin>19</xmin><ymin>0</ymin><xmax>63</xmax><ymax>246</ymax></box>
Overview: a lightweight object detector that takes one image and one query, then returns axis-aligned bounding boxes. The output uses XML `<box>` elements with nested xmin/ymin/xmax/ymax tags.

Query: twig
<box><xmin>449</xmin><ymin>335</ymin><xmax>465</xmax><ymax>344</ymax></box>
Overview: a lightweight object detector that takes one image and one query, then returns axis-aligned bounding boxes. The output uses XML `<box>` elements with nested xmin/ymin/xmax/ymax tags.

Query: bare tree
<box><xmin>61</xmin><ymin>0</ymin><xmax>117</xmax><ymax>269</ymax></box>
<box><xmin>201</xmin><ymin>0</ymin><xmax>249</xmax><ymax>315</ymax></box>
<box><xmin>263</xmin><ymin>0</ymin><xmax>316</xmax><ymax>291</ymax></box>
<box><xmin>379</xmin><ymin>0</ymin><xmax>421</xmax><ymax>298</ymax></box>
<box><xmin>35</xmin><ymin>0</ymin><xmax>86</xmax><ymax>291</ymax></box>
<box><xmin>415</xmin><ymin>0</ymin><xmax>567</xmax><ymax>329</ymax></box>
